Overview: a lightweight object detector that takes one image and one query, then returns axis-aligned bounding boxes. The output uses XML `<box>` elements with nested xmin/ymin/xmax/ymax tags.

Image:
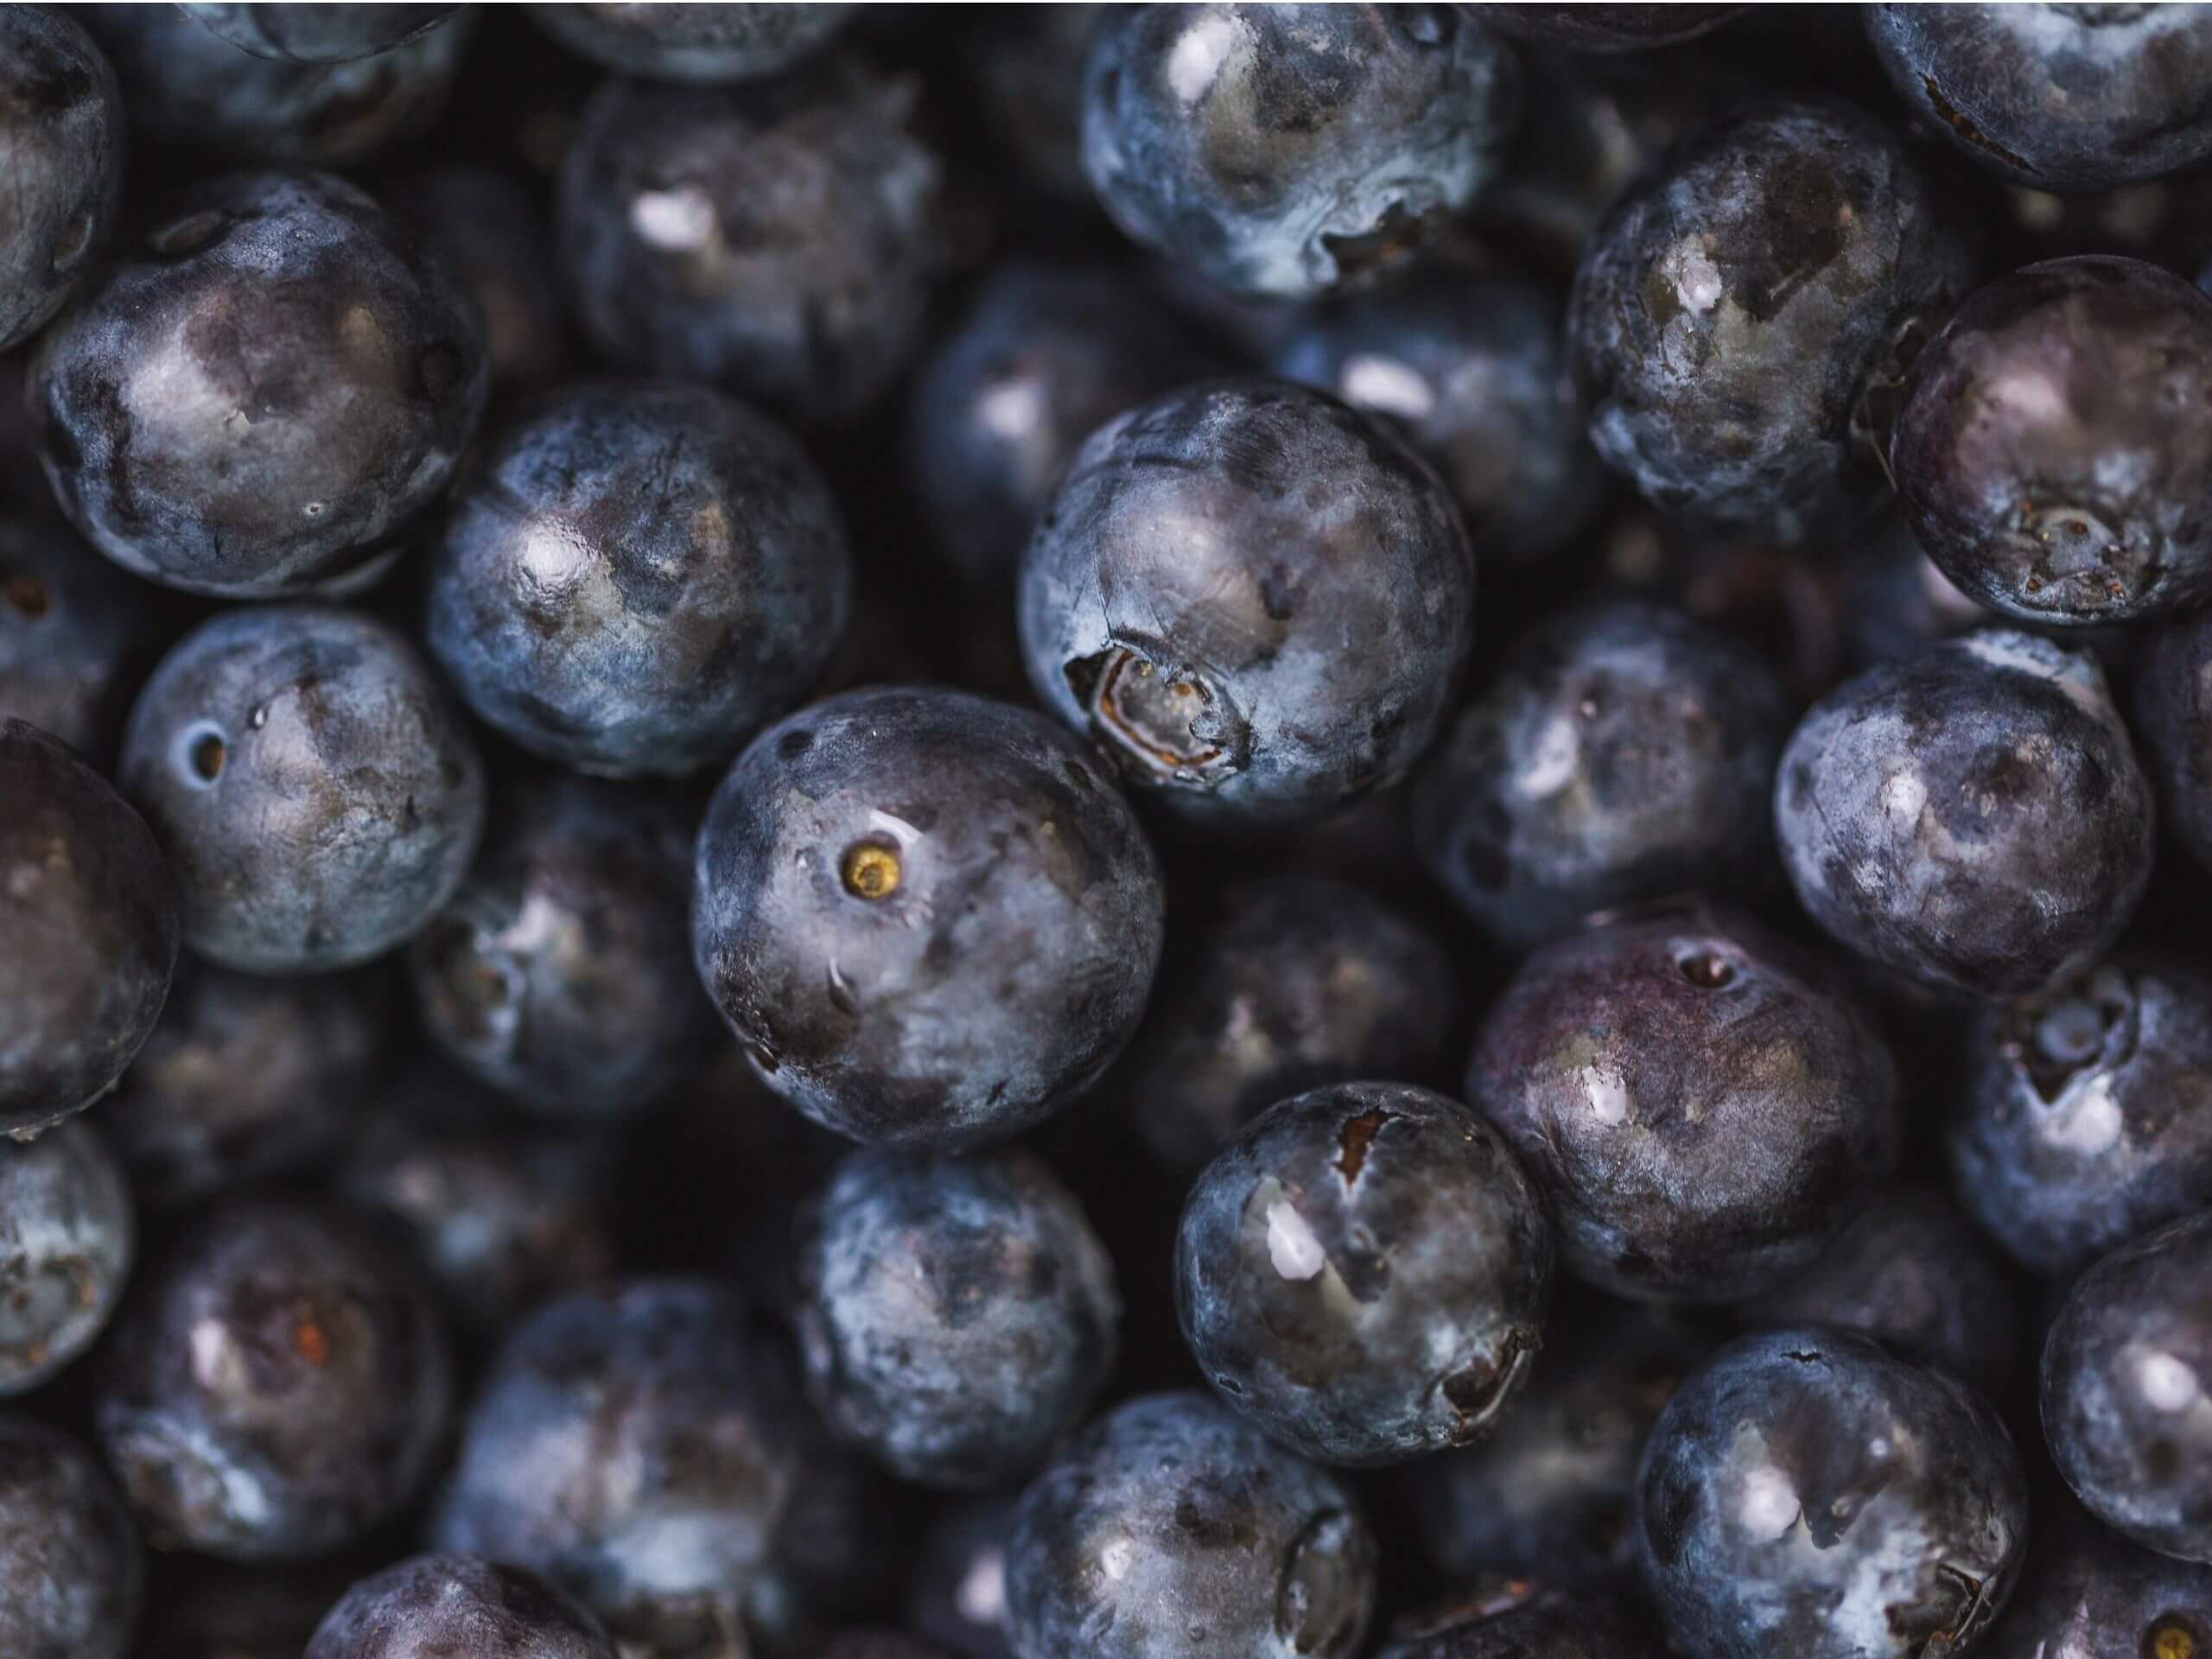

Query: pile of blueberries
<box><xmin>10</xmin><ymin>3</ymin><xmax>2212</xmax><ymax>1656</ymax></box>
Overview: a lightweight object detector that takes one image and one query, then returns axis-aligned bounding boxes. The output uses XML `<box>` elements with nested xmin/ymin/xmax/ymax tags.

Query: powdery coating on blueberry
<box><xmin>1983</xmin><ymin>1491</ymin><xmax>2212</xmax><ymax>1657</ymax></box>
<box><xmin>1371</xmin><ymin>1584</ymin><xmax>1648</xmax><ymax>1659</ymax></box>
<box><xmin>2043</xmin><ymin>1210</ymin><xmax>2212</xmax><ymax>1563</ymax></box>
<box><xmin>1567</xmin><ymin>98</ymin><xmax>1977</xmax><ymax>541</ymax></box>
<box><xmin>1867</xmin><ymin>5</ymin><xmax>2212</xmax><ymax>194</ymax></box>
<box><xmin>692</xmin><ymin>685</ymin><xmax>1166</xmax><ymax>1149</ymax></box>
<box><xmin>2139</xmin><ymin>601</ymin><xmax>2212</xmax><ymax>880</ymax></box>
<box><xmin>1639</xmin><ymin>1329</ymin><xmax>2027</xmax><ymax>1659</ymax></box>
<box><xmin>1020</xmin><ymin>378</ymin><xmax>1473</xmax><ymax>826</ymax></box>
<box><xmin>795</xmin><ymin>1147</ymin><xmax>1121</xmax><ymax>1490</ymax></box>
<box><xmin>1774</xmin><ymin>628</ymin><xmax>2153</xmax><ymax>1001</ymax></box>
<box><xmin>1081</xmin><ymin>6</ymin><xmax>1521</xmax><ymax>301</ymax></box>
<box><xmin>1890</xmin><ymin>257</ymin><xmax>2212</xmax><ymax>626</ymax></box>
<box><xmin>0</xmin><ymin>1118</ymin><xmax>130</xmax><ymax>1396</ymax></box>
<box><xmin>1122</xmin><ymin>872</ymin><xmax>1459</xmax><ymax>1173</ymax></box>
<box><xmin>1268</xmin><ymin>273</ymin><xmax>1610</xmax><ymax>567</ymax></box>
<box><xmin>0</xmin><ymin>1417</ymin><xmax>141</xmax><ymax>1659</ymax></box>
<box><xmin>97</xmin><ymin>962</ymin><xmax>386</xmax><ymax>1211</ymax></box>
<box><xmin>395</xmin><ymin>164</ymin><xmax>576</xmax><ymax>394</ymax></box>
<box><xmin>427</xmin><ymin>382</ymin><xmax>852</xmax><ymax>778</ymax></box>
<box><xmin>1004</xmin><ymin>1390</ymin><xmax>1377</xmax><ymax>1659</ymax></box>
<box><xmin>534</xmin><ymin>3</ymin><xmax>854</xmax><ymax>82</ymax></box>
<box><xmin>93</xmin><ymin>1198</ymin><xmax>454</xmax><ymax>1562</ymax></box>
<box><xmin>29</xmin><ymin>170</ymin><xmax>489</xmax><ymax>597</ymax></box>
<box><xmin>1413</xmin><ymin>600</ymin><xmax>1789</xmax><ymax>952</ymax></box>
<box><xmin>557</xmin><ymin>61</ymin><xmax>945</xmax><ymax>426</ymax></box>
<box><xmin>0</xmin><ymin>8</ymin><xmax>123</xmax><ymax>351</ymax></box>
<box><xmin>1478</xmin><ymin>4</ymin><xmax>1745</xmax><ymax>52</ymax></box>
<box><xmin>305</xmin><ymin>1552</ymin><xmax>614</xmax><ymax>1659</ymax></box>
<box><xmin>0</xmin><ymin>720</ymin><xmax>176</xmax><ymax>1136</ymax></box>
<box><xmin>1467</xmin><ymin>905</ymin><xmax>1900</xmax><ymax>1303</ymax></box>
<box><xmin>181</xmin><ymin>3</ymin><xmax>459</xmax><ymax>62</ymax></box>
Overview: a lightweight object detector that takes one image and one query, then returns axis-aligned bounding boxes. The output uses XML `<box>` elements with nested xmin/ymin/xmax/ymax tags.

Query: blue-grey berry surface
<box><xmin>1984</xmin><ymin>1491</ymin><xmax>2212</xmax><ymax>1658</ymax></box>
<box><xmin>0</xmin><ymin>6</ymin><xmax>124</xmax><ymax>353</ymax></box>
<box><xmin>534</xmin><ymin>3</ymin><xmax>855</xmax><ymax>83</ymax></box>
<box><xmin>180</xmin><ymin>3</ymin><xmax>460</xmax><ymax>63</ymax></box>
<box><xmin>304</xmin><ymin>1552</ymin><xmax>615</xmax><ymax>1659</ymax></box>
<box><xmin>0</xmin><ymin>1116</ymin><xmax>130</xmax><ymax>1397</ymax></box>
<box><xmin>0</xmin><ymin>1416</ymin><xmax>141</xmax><ymax>1659</ymax></box>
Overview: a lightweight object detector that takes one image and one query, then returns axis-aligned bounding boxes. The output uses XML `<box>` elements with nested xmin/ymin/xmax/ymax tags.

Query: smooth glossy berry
<box><xmin>0</xmin><ymin>7</ymin><xmax>123</xmax><ymax>352</ymax></box>
<box><xmin>304</xmin><ymin>1553</ymin><xmax>614</xmax><ymax>1659</ymax></box>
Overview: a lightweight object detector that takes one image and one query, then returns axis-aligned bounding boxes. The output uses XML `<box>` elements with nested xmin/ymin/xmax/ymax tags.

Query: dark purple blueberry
<box><xmin>1019</xmin><ymin>378</ymin><xmax>1474</xmax><ymax>827</ymax></box>
<box><xmin>0</xmin><ymin>1117</ymin><xmax>131</xmax><ymax>1395</ymax></box>
<box><xmin>0</xmin><ymin>1417</ymin><xmax>141</xmax><ymax>1659</ymax></box>
<box><xmin>93</xmin><ymin>1197</ymin><xmax>454</xmax><ymax>1561</ymax></box>
<box><xmin>0</xmin><ymin>719</ymin><xmax>177</xmax><ymax>1137</ymax></box>
<box><xmin>1080</xmin><ymin>6</ymin><xmax>1522</xmax><ymax>301</ymax></box>
<box><xmin>30</xmin><ymin>170</ymin><xmax>489</xmax><ymax>598</ymax></box>
<box><xmin>1467</xmin><ymin>905</ymin><xmax>1900</xmax><ymax>1302</ymax></box>
<box><xmin>2139</xmin><ymin>601</ymin><xmax>2212</xmax><ymax>880</ymax></box>
<box><xmin>181</xmin><ymin>3</ymin><xmax>460</xmax><ymax>61</ymax></box>
<box><xmin>1479</xmin><ymin>4</ymin><xmax>1744</xmax><ymax>51</ymax></box>
<box><xmin>1004</xmin><ymin>1390</ymin><xmax>1377</xmax><ymax>1659</ymax></box>
<box><xmin>426</xmin><ymin>382</ymin><xmax>851</xmax><ymax>779</ymax></box>
<box><xmin>0</xmin><ymin>7</ymin><xmax>123</xmax><ymax>352</ymax></box>
<box><xmin>534</xmin><ymin>3</ymin><xmax>855</xmax><ymax>82</ymax></box>
<box><xmin>118</xmin><ymin>606</ymin><xmax>486</xmax><ymax>975</ymax></box>
<box><xmin>305</xmin><ymin>1553</ymin><xmax>614</xmax><ymax>1659</ymax></box>
<box><xmin>692</xmin><ymin>685</ymin><xmax>1165</xmax><ymax>1149</ymax></box>
<box><xmin>1412</xmin><ymin>601</ymin><xmax>1789</xmax><ymax>951</ymax></box>
<box><xmin>1774</xmin><ymin>630</ymin><xmax>2153</xmax><ymax>1001</ymax></box>
<box><xmin>1372</xmin><ymin>1583</ymin><xmax>1648</xmax><ymax>1659</ymax></box>
<box><xmin>1567</xmin><ymin>98</ymin><xmax>1976</xmax><ymax>539</ymax></box>
<box><xmin>1984</xmin><ymin>1491</ymin><xmax>2212</xmax><ymax>1658</ymax></box>
<box><xmin>390</xmin><ymin>164</ymin><xmax>575</xmax><ymax>395</ymax></box>
<box><xmin>906</xmin><ymin>1498</ymin><xmax>1014</xmax><ymax>1659</ymax></box>
<box><xmin>2043</xmin><ymin>1210</ymin><xmax>2212</xmax><ymax>1564</ymax></box>
<box><xmin>556</xmin><ymin>60</ymin><xmax>946</xmax><ymax>425</ymax></box>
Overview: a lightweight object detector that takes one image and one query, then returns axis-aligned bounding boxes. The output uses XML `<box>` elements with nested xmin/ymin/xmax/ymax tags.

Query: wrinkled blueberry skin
<box><xmin>394</xmin><ymin>165</ymin><xmax>575</xmax><ymax>396</ymax></box>
<box><xmin>2043</xmin><ymin>1210</ymin><xmax>2212</xmax><ymax>1563</ymax></box>
<box><xmin>1868</xmin><ymin>5</ymin><xmax>2212</xmax><ymax>194</ymax></box>
<box><xmin>411</xmin><ymin>773</ymin><xmax>718</xmax><ymax>1119</ymax></box>
<box><xmin>1468</xmin><ymin>906</ymin><xmax>1900</xmax><ymax>1303</ymax></box>
<box><xmin>1020</xmin><ymin>378</ymin><xmax>1474</xmax><ymax>827</ymax></box>
<box><xmin>0</xmin><ymin>720</ymin><xmax>177</xmax><ymax>1137</ymax></box>
<box><xmin>306</xmin><ymin>1553</ymin><xmax>615</xmax><ymax>1659</ymax></box>
<box><xmin>1983</xmin><ymin>1492</ymin><xmax>2212</xmax><ymax>1658</ymax></box>
<box><xmin>120</xmin><ymin>606</ymin><xmax>486</xmax><ymax>975</ymax></box>
<box><xmin>94</xmin><ymin>1198</ymin><xmax>454</xmax><ymax>1562</ymax></box>
<box><xmin>0</xmin><ymin>1118</ymin><xmax>130</xmax><ymax>1395</ymax></box>
<box><xmin>1413</xmin><ymin>601</ymin><xmax>1789</xmax><ymax>952</ymax></box>
<box><xmin>1371</xmin><ymin>1584</ymin><xmax>1647</xmax><ymax>1659</ymax></box>
<box><xmin>0</xmin><ymin>1417</ymin><xmax>141</xmax><ymax>1659</ymax></box>
<box><xmin>1269</xmin><ymin>274</ymin><xmax>1609</xmax><ymax>568</ymax></box>
<box><xmin>30</xmin><ymin>170</ymin><xmax>489</xmax><ymax>598</ymax></box>
<box><xmin>1567</xmin><ymin>99</ymin><xmax>1976</xmax><ymax>541</ymax></box>
<box><xmin>1638</xmin><ymin>1328</ymin><xmax>2028</xmax><ymax>1659</ymax></box>
<box><xmin>557</xmin><ymin>62</ymin><xmax>946</xmax><ymax>426</ymax></box>
<box><xmin>693</xmin><ymin>685</ymin><xmax>1166</xmax><ymax>1149</ymax></box>
<box><xmin>181</xmin><ymin>3</ymin><xmax>459</xmax><ymax>62</ymax></box>
<box><xmin>1948</xmin><ymin>955</ymin><xmax>2212</xmax><ymax>1279</ymax></box>
<box><xmin>1891</xmin><ymin>257</ymin><xmax>2212</xmax><ymax>626</ymax></box>
<box><xmin>427</xmin><ymin>382</ymin><xmax>851</xmax><ymax>779</ymax></box>
<box><xmin>98</xmin><ymin>962</ymin><xmax>386</xmax><ymax>1210</ymax></box>
<box><xmin>1122</xmin><ymin>872</ymin><xmax>1458</xmax><ymax>1173</ymax></box>
<box><xmin>908</xmin><ymin>262</ymin><xmax>1213</xmax><ymax>592</ymax></box>
<box><xmin>1004</xmin><ymin>1390</ymin><xmax>1377</xmax><ymax>1659</ymax></box>
<box><xmin>1480</xmin><ymin>5</ymin><xmax>1744</xmax><ymax>51</ymax></box>
<box><xmin>1775</xmin><ymin>630</ymin><xmax>2154</xmax><ymax>1001</ymax></box>
<box><xmin>1081</xmin><ymin>6</ymin><xmax>1522</xmax><ymax>302</ymax></box>
<box><xmin>1177</xmin><ymin>1082</ymin><xmax>1553</xmax><ymax>1467</ymax></box>
<box><xmin>796</xmin><ymin>1147</ymin><xmax>1120</xmax><ymax>1491</ymax></box>
<box><xmin>2139</xmin><ymin>602</ymin><xmax>2212</xmax><ymax>878</ymax></box>
<box><xmin>907</xmin><ymin>1498</ymin><xmax>1015</xmax><ymax>1659</ymax></box>
<box><xmin>0</xmin><ymin>8</ymin><xmax>123</xmax><ymax>353</ymax></box>
<box><xmin>535</xmin><ymin>3</ymin><xmax>855</xmax><ymax>82</ymax></box>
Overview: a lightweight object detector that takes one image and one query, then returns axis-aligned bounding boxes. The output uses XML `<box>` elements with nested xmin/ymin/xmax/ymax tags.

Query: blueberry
<box><xmin>118</xmin><ymin>605</ymin><xmax>486</xmax><ymax>974</ymax></box>
<box><xmin>1019</xmin><ymin>378</ymin><xmax>1474</xmax><ymax>826</ymax></box>
<box><xmin>1268</xmin><ymin>273</ymin><xmax>1611</xmax><ymax>568</ymax></box>
<box><xmin>94</xmin><ymin>1197</ymin><xmax>454</xmax><ymax>1561</ymax></box>
<box><xmin>0</xmin><ymin>719</ymin><xmax>177</xmax><ymax>1136</ymax></box>
<box><xmin>97</xmin><ymin>961</ymin><xmax>388</xmax><ymax>1209</ymax></box>
<box><xmin>391</xmin><ymin>164</ymin><xmax>576</xmax><ymax>396</ymax></box>
<box><xmin>1412</xmin><ymin>601</ymin><xmax>1790</xmax><ymax>951</ymax></box>
<box><xmin>692</xmin><ymin>685</ymin><xmax>1166</xmax><ymax>1148</ymax></box>
<box><xmin>2137</xmin><ymin>582</ymin><xmax>2212</xmax><ymax>880</ymax></box>
<box><xmin>1774</xmin><ymin>629</ymin><xmax>2153</xmax><ymax>1001</ymax></box>
<box><xmin>0</xmin><ymin>1117</ymin><xmax>131</xmax><ymax>1395</ymax></box>
<box><xmin>796</xmin><ymin>1147</ymin><xmax>1120</xmax><ymax>1491</ymax></box>
<box><xmin>426</xmin><ymin>381</ymin><xmax>852</xmax><ymax>779</ymax></box>
<box><xmin>1479</xmin><ymin>5</ymin><xmax>1744</xmax><ymax>51</ymax></box>
<box><xmin>1080</xmin><ymin>6</ymin><xmax>1522</xmax><ymax>300</ymax></box>
<box><xmin>534</xmin><ymin>3</ymin><xmax>855</xmax><ymax>82</ymax></box>
<box><xmin>305</xmin><ymin>1553</ymin><xmax>614</xmax><ymax>1659</ymax></box>
<box><xmin>1371</xmin><ymin>1582</ymin><xmax>1646</xmax><ymax>1659</ymax></box>
<box><xmin>557</xmin><ymin>60</ymin><xmax>946</xmax><ymax>426</ymax></box>
<box><xmin>30</xmin><ymin>170</ymin><xmax>489</xmax><ymax>598</ymax></box>
<box><xmin>906</xmin><ymin>1497</ymin><xmax>1015</xmax><ymax>1659</ymax></box>
<box><xmin>0</xmin><ymin>1417</ymin><xmax>141</xmax><ymax>1659</ymax></box>
<box><xmin>1177</xmin><ymin>1081</ymin><xmax>1552</xmax><ymax>1466</ymax></box>
<box><xmin>1467</xmin><ymin>904</ymin><xmax>1900</xmax><ymax>1302</ymax></box>
<box><xmin>1003</xmin><ymin>1389</ymin><xmax>1377</xmax><ymax>1659</ymax></box>
<box><xmin>1120</xmin><ymin>872</ymin><xmax>1459</xmax><ymax>1173</ymax></box>
<box><xmin>1985</xmin><ymin>1491</ymin><xmax>2212</xmax><ymax>1658</ymax></box>
<box><xmin>180</xmin><ymin>3</ymin><xmax>460</xmax><ymax>62</ymax></box>
<box><xmin>1567</xmin><ymin>98</ymin><xmax>1976</xmax><ymax>539</ymax></box>
<box><xmin>0</xmin><ymin>7</ymin><xmax>123</xmax><ymax>352</ymax></box>
<box><xmin>1867</xmin><ymin>5</ymin><xmax>2212</xmax><ymax>194</ymax></box>
<box><xmin>1637</xmin><ymin>1327</ymin><xmax>2029</xmax><ymax>1659</ymax></box>
<box><xmin>2043</xmin><ymin>1209</ymin><xmax>2212</xmax><ymax>1564</ymax></box>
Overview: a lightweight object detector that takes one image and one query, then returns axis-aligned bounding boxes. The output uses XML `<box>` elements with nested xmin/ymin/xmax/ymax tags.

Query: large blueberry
<box><xmin>0</xmin><ymin>1418</ymin><xmax>141</xmax><ymax>1659</ymax></box>
<box><xmin>0</xmin><ymin>1118</ymin><xmax>131</xmax><ymax>1396</ymax></box>
<box><xmin>426</xmin><ymin>381</ymin><xmax>850</xmax><ymax>778</ymax></box>
<box><xmin>2139</xmin><ymin>601</ymin><xmax>2212</xmax><ymax>880</ymax></box>
<box><xmin>534</xmin><ymin>3</ymin><xmax>854</xmax><ymax>81</ymax></box>
<box><xmin>30</xmin><ymin>170</ymin><xmax>488</xmax><ymax>597</ymax></box>
<box><xmin>692</xmin><ymin>685</ymin><xmax>1165</xmax><ymax>1149</ymax></box>
<box><xmin>1775</xmin><ymin>630</ymin><xmax>2153</xmax><ymax>1001</ymax></box>
<box><xmin>1984</xmin><ymin>1491</ymin><xmax>2212</xmax><ymax>1657</ymax></box>
<box><xmin>1019</xmin><ymin>378</ymin><xmax>1473</xmax><ymax>827</ymax></box>
<box><xmin>181</xmin><ymin>3</ymin><xmax>460</xmax><ymax>61</ymax></box>
<box><xmin>306</xmin><ymin>1553</ymin><xmax>614</xmax><ymax>1659</ymax></box>
<box><xmin>119</xmin><ymin>606</ymin><xmax>486</xmax><ymax>974</ymax></box>
<box><xmin>0</xmin><ymin>7</ymin><xmax>123</xmax><ymax>352</ymax></box>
